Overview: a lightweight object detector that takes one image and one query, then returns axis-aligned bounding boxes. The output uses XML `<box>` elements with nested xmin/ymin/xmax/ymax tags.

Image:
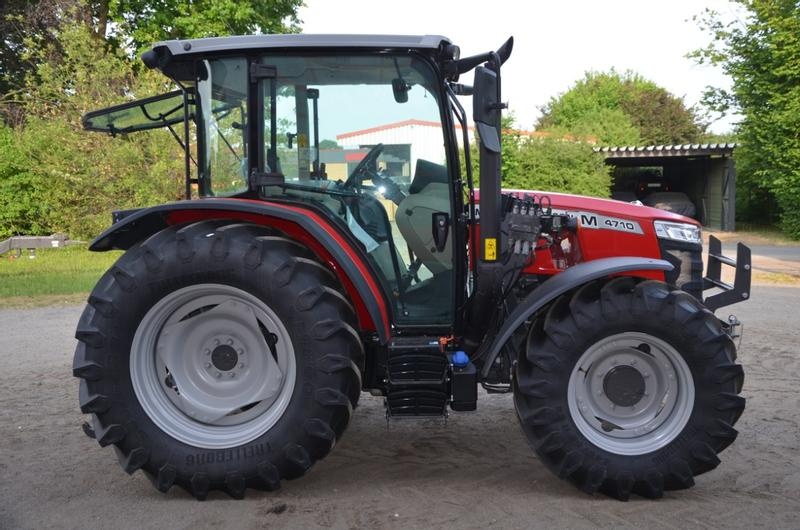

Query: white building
<box><xmin>336</xmin><ymin>119</ymin><xmax>474</xmax><ymax>183</ymax></box>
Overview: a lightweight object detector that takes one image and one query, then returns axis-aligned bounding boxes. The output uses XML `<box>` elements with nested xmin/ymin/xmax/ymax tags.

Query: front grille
<box><xmin>659</xmin><ymin>239</ymin><xmax>703</xmax><ymax>300</ymax></box>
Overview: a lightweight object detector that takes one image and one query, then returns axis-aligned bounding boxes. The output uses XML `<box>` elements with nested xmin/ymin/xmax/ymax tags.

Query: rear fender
<box><xmin>480</xmin><ymin>257</ymin><xmax>673</xmax><ymax>378</ymax></box>
<box><xmin>90</xmin><ymin>199</ymin><xmax>391</xmax><ymax>343</ymax></box>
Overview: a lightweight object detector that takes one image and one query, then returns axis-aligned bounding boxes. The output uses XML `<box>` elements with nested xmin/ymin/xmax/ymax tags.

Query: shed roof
<box><xmin>595</xmin><ymin>143</ymin><xmax>736</xmax><ymax>159</ymax></box>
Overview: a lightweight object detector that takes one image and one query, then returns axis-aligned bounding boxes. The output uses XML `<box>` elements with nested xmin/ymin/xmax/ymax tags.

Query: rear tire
<box><xmin>73</xmin><ymin>221</ymin><xmax>363</xmax><ymax>499</ymax></box>
<box><xmin>514</xmin><ymin>277</ymin><xmax>745</xmax><ymax>500</ymax></box>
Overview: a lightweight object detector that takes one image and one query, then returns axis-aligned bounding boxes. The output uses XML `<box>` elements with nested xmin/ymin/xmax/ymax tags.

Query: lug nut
<box><xmin>215</xmin><ymin>372</ymin><xmax>221</xmax><ymax>378</ymax></box>
<box><xmin>205</xmin><ymin>362</ymin><xmax>211</xmax><ymax>368</ymax></box>
<box><xmin>227</xmin><ymin>338</ymin><xmax>234</xmax><ymax>345</ymax></box>
<box><xmin>229</xmin><ymin>372</ymin><xmax>236</xmax><ymax>378</ymax></box>
<box><xmin>239</xmin><ymin>363</ymin><xmax>245</xmax><ymax>369</ymax></box>
<box><xmin>204</xmin><ymin>349</ymin><xmax>210</xmax><ymax>355</ymax></box>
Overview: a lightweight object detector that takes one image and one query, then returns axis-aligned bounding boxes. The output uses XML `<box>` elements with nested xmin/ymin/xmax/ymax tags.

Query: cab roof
<box><xmin>150</xmin><ymin>34</ymin><xmax>451</xmax><ymax>58</ymax></box>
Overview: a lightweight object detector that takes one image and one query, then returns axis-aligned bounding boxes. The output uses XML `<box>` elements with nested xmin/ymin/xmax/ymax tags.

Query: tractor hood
<box><xmin>474</xmin><ymin>189</ymin><xmax>700</xmax><ymax>226</ymax></box>
<box><xmin>512</xmin><ymin>190</ymin><xmax>700</xmax><ymax>226</ymax></box>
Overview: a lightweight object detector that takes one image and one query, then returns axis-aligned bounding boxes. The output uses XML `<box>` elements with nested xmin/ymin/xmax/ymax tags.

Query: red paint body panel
<box><xmin>474</xmin><ymin>190</ymin><xmax>700</xmax><ymax>281</ymax></box>
<box><xmin>165</xmin><ymin>200</ymin><xmax>390</xmax><ymax>338</ymax></box>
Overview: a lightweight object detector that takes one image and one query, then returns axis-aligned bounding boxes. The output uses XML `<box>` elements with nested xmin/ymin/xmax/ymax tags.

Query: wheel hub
<box><xmin>211</xmin><ymin>344</ymin><xmax>239</xmax><ymax>372</ymax></box>
<box><xmin>602</xmin><ymin>365</ymin><xmax>646</xmax><ymax>407</ymax></box>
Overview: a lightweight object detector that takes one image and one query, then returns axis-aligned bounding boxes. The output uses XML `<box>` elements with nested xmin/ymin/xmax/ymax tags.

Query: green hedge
<box><xmin>501</xmin><ymin>135</ymin><xmax>610</xmax><ymax>197</ymax></box>
<box><xmin>464</xmin><ymin>118</ymin><xmax>611</xmax><ymax>198</ymax></box>
<box><xmin>0</xmin><ymin>119</ymin><xmax>185</xmax><ymax>240</ymax></box>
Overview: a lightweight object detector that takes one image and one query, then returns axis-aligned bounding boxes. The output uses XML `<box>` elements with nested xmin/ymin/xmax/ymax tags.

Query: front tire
<box><xmin>73</xmin><ymin>221</ymin><xmax>363</xmax><ymax>498</ymax></box>
<box><xmin>514</xmin><ymin>278</ymin><xmax>745</xmax><ymax>500</ymax></box>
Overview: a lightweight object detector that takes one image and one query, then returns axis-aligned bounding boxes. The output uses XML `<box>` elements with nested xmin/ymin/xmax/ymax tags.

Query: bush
<box><xmin>465</xmin><ymin>116</ymin><xmax>611</xmax><ymax>199</ymax></box>
<box><xmin>0</xmin><ymin>126</ymin><xmax>53</xmax><ymax>238</ymax></box>
<box><xmin>0</xmin><ymin>25</ymin><xmax>185</xmax><ymax>240</ymax></box>
<box><xmin>502</xmin><ymin>135</ymin><xmax>611</xmax><ymax>197</ymax></box>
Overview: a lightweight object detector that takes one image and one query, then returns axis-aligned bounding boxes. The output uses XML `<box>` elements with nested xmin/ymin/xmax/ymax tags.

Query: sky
<box><xmin>298</xmin><ymin>0</ymin><xmax>740</xmax><ymax>135</ymax></box>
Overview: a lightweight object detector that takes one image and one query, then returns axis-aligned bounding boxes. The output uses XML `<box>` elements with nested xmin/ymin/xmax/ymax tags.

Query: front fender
<box><xmin>90</xmin><ymin>198</ymin><xmax>391</xmax><ymax>343</ymax></box>
<box><xmin>480</xmin><ymin>257</ymin><xmax>673</xmax><ymax>378</ymax></box>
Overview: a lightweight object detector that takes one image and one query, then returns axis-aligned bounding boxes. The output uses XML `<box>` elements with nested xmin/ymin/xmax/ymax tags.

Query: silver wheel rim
<box><xmin>567</xmin><ymin>332</ymin><xmax>694</xmax><ymax>456</ymax></box>
<box><xmin>130</xmin><ymin>284</ymin><xmax>296</xmax><ymax>449</ymax></box>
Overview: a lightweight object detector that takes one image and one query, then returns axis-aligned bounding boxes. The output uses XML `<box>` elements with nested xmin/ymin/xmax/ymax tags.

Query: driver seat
<box><xmin>396</xmin><ymin>160</ymin><xmax>452</xmax><ymax>274</ymax></box>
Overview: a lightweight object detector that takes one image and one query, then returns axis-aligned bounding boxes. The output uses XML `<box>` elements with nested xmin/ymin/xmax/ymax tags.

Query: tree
<box><xmin>1</xmin><ymin>0</ymin><xmax>303</xmax><ymax>99</ymax></box>
<box><xmin>537</xmin><ymin>70</ymin><xmax>705</xmax><ymax>146</ymax></box>
<box><xmin>0</xmin><ymin>24</ymin><xmax>186</xmax><ymax>239</ymax></box>
<box><xmin>692</xmin><ymin>1</ymin><xmax>800</xmax><ymax>238</ymax></box>
<box><xmin>109</xmin><ymin>0</ymin><xmax>303</xmax><ymax>53</ymax></box>
<box><xmin>0</xmin><ymin>0</ymin><xmax>306</xmax><ymax>238</ymax></box>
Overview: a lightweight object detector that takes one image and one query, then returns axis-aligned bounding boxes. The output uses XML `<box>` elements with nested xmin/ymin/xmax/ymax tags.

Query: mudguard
<box><xmin>90</xmin><ymin>198</ymin><xmax>391</xmax><ymax>342</ymax></box>
<box><xmin>480</xmin><ymin>257</ymin><xmax>674</xmax><ymax>378</ymax></box>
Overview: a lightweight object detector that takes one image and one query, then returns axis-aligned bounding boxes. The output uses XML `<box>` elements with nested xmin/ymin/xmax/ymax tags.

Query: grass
<box><xmin>709</xmin><ymin>224</ymin><xmax>800</xmax><ymax>246</ymax></box>
<box><xmin>752</xmin><ymin>270</ymin><xmax>800</xmax><ymax>286</ymax></box>
<box><xmin>0</xmin><ymin>245</ymin><xmax>122</xmax><ymax>301</ymax></box>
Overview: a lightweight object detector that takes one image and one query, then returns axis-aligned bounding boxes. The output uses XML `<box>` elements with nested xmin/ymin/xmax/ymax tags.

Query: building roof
<box><xmin>336</xmin><ymin>119</ymin><xmax>595</xmax><ymax>143</ymax></box>
<box><xmin>151</xmin><ymin>34</ymin><xmax>450</xmax><ymax>58</ymax></box>
<box><xmin>336</xmin><ymin>119</ymin><xmax>445</xmax><ymax>140</ymax></box>
<box><xmin>595</xmin><ymin>143</ymin><xmax>736</xmax><ymax>159</ymax></box>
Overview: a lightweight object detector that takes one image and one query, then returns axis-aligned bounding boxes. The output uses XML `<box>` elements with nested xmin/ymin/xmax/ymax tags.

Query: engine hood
<box><xmin>483</xmin><ymin>189</ymin><xmax>700</xmax><ymax>226</ymax></box>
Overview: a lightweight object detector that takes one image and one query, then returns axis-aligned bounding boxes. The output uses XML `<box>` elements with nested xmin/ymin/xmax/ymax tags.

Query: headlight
<box><xmin>654</xmin><ymin>220</ymin><xmax>701</xmax><ymax>243</ymax></box>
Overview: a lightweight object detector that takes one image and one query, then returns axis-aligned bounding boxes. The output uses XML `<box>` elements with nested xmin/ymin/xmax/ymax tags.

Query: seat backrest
<box><xmin>396</xmin><ymin>182</ymin><xmax>452</xmax><ymax>274</ymax></box>
<box><xmin>409</xmin><ymin>159</ymin><xmax>448</xmax><ymax>195</ymax></box>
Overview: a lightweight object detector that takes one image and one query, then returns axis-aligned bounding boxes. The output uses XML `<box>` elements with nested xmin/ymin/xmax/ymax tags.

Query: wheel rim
<box><xmin>130</xmin><ymin>284</ymin><xmax>296</xmax><ymax>449</ymax></box>
<box><xmin>567</xmin><ymin>332</ymin><xmax>694</xmax><ymax>456</ymax></box>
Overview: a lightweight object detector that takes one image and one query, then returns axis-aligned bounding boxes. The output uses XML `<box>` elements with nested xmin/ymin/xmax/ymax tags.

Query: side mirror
<box><xmin>432</xmin><ymin>212</ymin><xmax>449</xmax><ymax>252</ymax></box>
<box><xmin>473</xmin><ymin>66</ymin><xmax>501</xmax><ymax>153</ymax></box>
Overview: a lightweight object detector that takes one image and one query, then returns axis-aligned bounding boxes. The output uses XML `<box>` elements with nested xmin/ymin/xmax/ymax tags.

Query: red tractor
<box><xmin>75</xmin><ymin>34</ymin><xmax>750</xmax><ymax>500</ymax></box>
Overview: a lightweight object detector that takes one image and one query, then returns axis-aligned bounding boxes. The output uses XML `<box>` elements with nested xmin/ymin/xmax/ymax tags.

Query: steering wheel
<box><xmin>344</xmin><ymin>143</ymin><xmax>384</xmax><ymax>188</ymax></box>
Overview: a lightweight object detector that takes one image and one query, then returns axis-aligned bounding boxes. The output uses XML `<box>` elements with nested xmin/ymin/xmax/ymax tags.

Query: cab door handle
<box><xmin>432</xmin><ymin>212</ymin><xmax>449</xmax><ymax>252</ymax></box>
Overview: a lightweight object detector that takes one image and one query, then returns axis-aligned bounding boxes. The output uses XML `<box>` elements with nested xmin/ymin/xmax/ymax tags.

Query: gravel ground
<box><xmin>1</xmin><ymin>285</ymin><xmax>799</xmax><ymax>529</ymax></box>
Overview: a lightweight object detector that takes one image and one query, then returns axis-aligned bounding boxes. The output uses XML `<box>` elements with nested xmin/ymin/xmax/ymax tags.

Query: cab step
<box><xmin>385</xmin><ymin>338</ymin><xmax>449</xmax><ymax>418</ymax></box>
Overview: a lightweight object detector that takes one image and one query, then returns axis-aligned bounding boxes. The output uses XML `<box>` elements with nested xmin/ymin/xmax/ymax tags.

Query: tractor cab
<box><xmin>84</xmin><ymin>36</ymin><xmax>463</xmax><ymax>329</ymax></box>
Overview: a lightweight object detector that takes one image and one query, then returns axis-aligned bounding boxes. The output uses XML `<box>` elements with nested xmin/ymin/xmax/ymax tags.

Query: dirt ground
<box><xmin>1</xmin><ymin>284</ymin><xmax>799</xmax><ymax>530</ymax></box>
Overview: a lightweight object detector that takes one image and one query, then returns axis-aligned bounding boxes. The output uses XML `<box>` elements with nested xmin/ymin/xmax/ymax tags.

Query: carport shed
<box><xmin>595</xmin><ymin>144</ymin><xmax>737</xmax><ymax>231</ymax></box>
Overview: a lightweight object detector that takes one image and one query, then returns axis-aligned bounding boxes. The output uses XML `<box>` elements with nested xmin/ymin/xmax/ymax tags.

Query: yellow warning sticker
<box><xmin>485</xmin><ymin>238</ymin><xmax>497</xmax><ymax>261</ymax></box>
